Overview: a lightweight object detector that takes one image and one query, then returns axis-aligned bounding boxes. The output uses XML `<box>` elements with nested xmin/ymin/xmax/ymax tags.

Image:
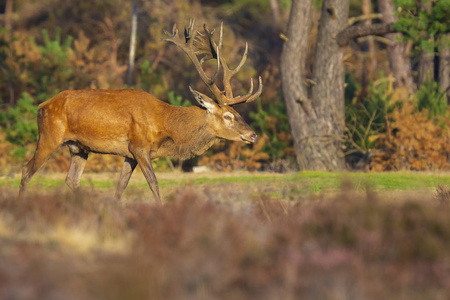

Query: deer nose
<box><xmin>251</xmin><ymin>134</ymin><xmax>258</xmax><ymax>143</ymax></box>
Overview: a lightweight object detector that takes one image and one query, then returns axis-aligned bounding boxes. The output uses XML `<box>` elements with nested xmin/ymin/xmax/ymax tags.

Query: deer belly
<box><xmin>65</xmin><ymin>136</ymin><xmax>132</xmax><ymax>157</ymax></box>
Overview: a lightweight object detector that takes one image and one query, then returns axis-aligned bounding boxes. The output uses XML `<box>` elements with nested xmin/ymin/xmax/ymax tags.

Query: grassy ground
<box><xmin>1</xmin><ymin>170</ymin><xmax>450</xmax><ymax>299</ymax></box>
<box><xmin>2</xmin><ymin>170</ymin><xmax>449</xmax><ymax>201</ymax></box>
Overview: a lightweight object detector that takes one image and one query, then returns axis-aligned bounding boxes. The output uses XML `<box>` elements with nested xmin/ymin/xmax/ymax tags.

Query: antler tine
<box><xmin>162</xmin><ymin>19</ymin><xmax>223</xmax><ymax>98</ymax></box>
<box><xmin>162</xmin><ymin>25</ymin><xmax>175</xmax><ymax>38</ymax></box>
<box><xmin>210</xmin><ymin>46</ymin><xmax>221</xmax><ymax>82</ymax></box>
<box><xmin>222</xmin><ymin>76</ymin><xmax>263</xmax><ymax>105</ymax></box>
<box><xmin>235</xmin><ymin>78</ymin><xmax>254</xmax><ymax>103</ymax></box>
<box><xmin>163</xmin><ymin>20</ymin><xmax>262</xmax><ymax>106</ymax></box>
<box><xmin>220</xmin><ymin>42</ymin><xmax>248</xmax><ymax>99</ymax></box>
<box><xmin>218</xmin><ymin>22</ymin><xmax>223</xmax><ymax>49</ymax></box>
<box><xmin>173</xmin><ymin>23</ymin><xmax>178</xmax><ymax>36</ymax></box>
<box><xmin>161</xmin><ymin>23</ymin><xmax>182</xmax><ymax>46</ymax></box>
<box><xmin>185</xmin><ymin>18</ymin><xmax>195</xmax><ymax>42</ymax></box>
<box><xmin>231</xmin><ymin>42</ymin><xmax>248</xmax><ymax>75</ymax></box>
<box><xmin>196</xmin><ymin>24</ymin><xmax>220</xmax><ymax>83</ymax></box>
<box><xmin>244</xmin><ymin>76</ymin><xmax>263</xmax><ymax>103</ymax></box>
<box><xmin>199</xmin><ymin>21</ymin><xmax>261</xmax><ymax>105</ymax></box>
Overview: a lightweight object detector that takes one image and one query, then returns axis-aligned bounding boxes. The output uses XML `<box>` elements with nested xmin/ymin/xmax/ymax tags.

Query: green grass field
<box><xmin>1</xmin><ymin>170</ymin><xmax>450</xmax><ymax>299</ymax></box>
<box><xmin>2</xmin><ymin>170</ymin><xmax>449</xmax><ymax>197</ymax></box>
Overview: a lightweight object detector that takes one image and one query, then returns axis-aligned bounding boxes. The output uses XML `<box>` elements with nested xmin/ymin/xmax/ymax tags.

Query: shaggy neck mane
<box><xmin>158</xmin><ymin>106</ymin><xmax>219</xmax><ymax>160</ymax></box>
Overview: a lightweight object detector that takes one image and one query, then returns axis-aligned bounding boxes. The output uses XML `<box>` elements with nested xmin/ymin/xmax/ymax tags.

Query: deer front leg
<box><xmin>115</xmin><ymin>157</ymin><xmax>137</xmax><ymax>200</ymax></box>
<box><xmin>130</xmin><ymin>147</ymin><xmax>162</xmax><ymax>205</ymax></box>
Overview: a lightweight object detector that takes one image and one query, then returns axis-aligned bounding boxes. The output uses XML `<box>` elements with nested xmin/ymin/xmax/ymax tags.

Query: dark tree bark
<box><xmin>439</xmin><ymin>35</ymin><xmax>450</xmax><ymax>104</ymax></box>
<box><xmin>378</xmin><ymin>0</ymin><xmax>416</xmax><ymax>92</ymax></box>
<box><xmin>269</xmin><ymin>0</ymin><xmax>281</xmax><ymax>31</ymax></box>
<box><xmin>4</xmin><ymin>0</ymin><xmax>13</xmax><ymax>31</ymax></box>
<box><xmin>360</xmin><ymin>0</ymin><xmax>378</xmax><ymax>100</ymax></box>
<box><xmin>280</xmin><ymin>0</ymin><xmax>314</xmax><ymax>170</ymax></box>
<box><xmin>362</xmin><ymin>0</ymin><xmax>376</xmax><ymax>80</ymax></box>
<box><xmin>418</xmin><ymin>0</ymin><xmax>434</xmax><ymax>85</ymax></box>
<box><xmin>418</xmin><ymin>48</ymin><xmax>435</xmax><ymax>86</ymax></box>
<box><xmin>418</xmin><ymin>49</ymin><xmax>435</xmax><ymax>85</ymax></box>
<box><xmin>336</xmin><ymin>23</ymin><xmax>395</xmax><ymax>47</ymax></box>
<box><xmin>308</xmin><ymin>0</ymin><xmax>350</xmax><ymax>170</ymax></box>
<box><xmin>281</xmin><ymin>0</ymin><xmax>349</xmax><ymax>171</ymax></box>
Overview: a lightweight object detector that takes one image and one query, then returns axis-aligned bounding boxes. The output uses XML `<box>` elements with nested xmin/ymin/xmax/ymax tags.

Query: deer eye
<box><xmin>224</xmin><ymin>114</ymin><xmax>233</xmax><ymax>121</ymax></box>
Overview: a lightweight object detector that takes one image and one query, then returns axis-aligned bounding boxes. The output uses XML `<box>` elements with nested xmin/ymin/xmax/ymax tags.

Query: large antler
<box><xmin>162</xmin><ymin>19</ymin><xmax>262</xmax><ymax>106</ymax></box>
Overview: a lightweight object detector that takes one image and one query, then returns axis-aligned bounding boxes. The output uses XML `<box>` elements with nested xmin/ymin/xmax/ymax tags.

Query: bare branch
<box><xmin>348</xmin><ymin>13</ymin><xmax>383</xmax><ymax>26</ymax></box>
<box><xmin>336</xmin><ymin>23</ymin><xmax>396</xmax><ymax>47</ymax></box>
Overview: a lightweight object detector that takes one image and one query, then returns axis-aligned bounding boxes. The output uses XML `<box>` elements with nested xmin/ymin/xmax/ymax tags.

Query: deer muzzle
<box><xmin>241</xmin><ymin>132</ymin><xmax>258</xmax><ymax>144</ymax></box>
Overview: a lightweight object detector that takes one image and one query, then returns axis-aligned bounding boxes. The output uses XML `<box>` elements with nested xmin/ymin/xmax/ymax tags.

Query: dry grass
<box><xmin>1</xmin><ymin>181</ymin><xmax>450</xmax><ymax>299</ymax></box>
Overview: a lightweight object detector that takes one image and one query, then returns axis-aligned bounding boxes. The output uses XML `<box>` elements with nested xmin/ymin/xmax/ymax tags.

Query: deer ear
<box><xmin>189</xmin><ymin>86</ymin><xmax>219</xmax><ymax>112</ymax></box>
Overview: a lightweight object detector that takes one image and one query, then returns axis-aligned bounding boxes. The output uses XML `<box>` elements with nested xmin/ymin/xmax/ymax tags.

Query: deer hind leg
<box><xmin>19</xmin><ymin>135</ymin><xmax>62</xmax><ymax>197</ymax></box>
<box><xmin>65</xmin><ymin>143</ymin><xmax>89</xmax><ymax>191</ymax></box>
<box><xmin>130</xmin><ymin>147</ymin><xmax>161</xmax><ymax>205</ymax></box>
<box><xmin>115</xmin><ymin>157</ymin><xmax>138</xmax><ymax>200</ymax></box>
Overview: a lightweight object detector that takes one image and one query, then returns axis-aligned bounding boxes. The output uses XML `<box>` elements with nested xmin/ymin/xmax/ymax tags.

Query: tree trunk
<box><xmin>127</xmin><ymin>2</ymin><xmax>138</xmax><ymax>86</ymax></box>
<box><xmin>280</xmin><ymin>0</ymin><xmax>314</xmax><ymax>170</ymax></box>
<box><xmin>418</xmin><ymin>49</ymin><xmax>434</xmax><ymax>85</ymax></box>
<box><xmin>4</xmin><ymin>0</ymin><xmax>13</xmax><ymax>31</ymax></box>
<box><xmin>269</xmin><ymin>0</ymin><xmax>281</xmax><ymax>31</ymax></box>
<box><xmin>281</xmin><ymin>0</ymin><xmax>349</xmax><ymax>171</ymax></box>
<box><xmin>417</xmin><ymin>0</ymin><xmax>434</xmax><ymax>85</ymax></box>
<box><xmin>308</xmin><ymin>0</ymin><xmax>349</xmax><ymax>170</ymax></box>
<box><xmin>361</xmin><ymin>0</ymin><xmax>376</xmax><ymax>97</ymax></box>
<box><xmin>378</xmin><ymin>0</ymin><xmax>416</xmax><ymax>92</ymax></box>
<box><xmin>439</xmin><ymin>35</ymin><xmax>450</xmax><ymax>104</ymax></box>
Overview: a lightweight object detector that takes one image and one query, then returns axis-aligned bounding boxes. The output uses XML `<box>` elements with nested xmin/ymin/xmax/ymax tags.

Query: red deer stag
<box><xmin>19</xmin><ymin>20</ymin><xmax>263</xmax><ymax>205</ymax></box>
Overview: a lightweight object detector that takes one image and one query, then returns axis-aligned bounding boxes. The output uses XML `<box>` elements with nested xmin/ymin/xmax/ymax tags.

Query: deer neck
<box><xmin>158</xmin><ymin>106</ymin><xmax>219</xmax><ymax>159</ymax></box>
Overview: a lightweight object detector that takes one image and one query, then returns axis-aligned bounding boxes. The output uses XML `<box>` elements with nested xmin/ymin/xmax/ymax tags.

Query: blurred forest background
<box><xmin>0</xmin><ymin>0</ymin><xmax>448</xmax><ymax>174</ymax></box>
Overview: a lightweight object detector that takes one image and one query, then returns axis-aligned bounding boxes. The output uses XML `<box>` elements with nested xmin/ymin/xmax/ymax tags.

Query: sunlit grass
<box><xmin>1</xmin><ymin>171</ymin><xmax>449</xmax><ymax>195</ymax></box>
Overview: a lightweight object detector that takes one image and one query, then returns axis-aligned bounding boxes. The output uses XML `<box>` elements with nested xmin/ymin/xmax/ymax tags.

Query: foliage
<box><xmin>0</xmin><ymin>26</ymin><xmax>21</xmax><ymax>106</ymax></box>
<box><xmin>0</xmin><ymin>92</ymin><xmax>38</xmax><ymax>150</ymax></box>
<box><xmin>344</xmin><ymin>72</ymin><xmax>360</xmax><ymax>105</ymax></box>
<box><xmin>394</xmin><ymin>0</ymin><xmax>450</xmax><ymax>52</ymax></box>
<box><xmin>249</xmin><ymin>99</ymin><xmax>294</xmax><ymax>160</ymax></box>
<box><xmin>234</xmin><ymin>0</ymin><xmax>271</xmax><ymax>13</ymax></box>
<box><xmin>346</xmin><ymin>77</ymin><xmax>450</xmax><ymax>171</ymax></box>
<box><xmin>29</xmin><ymin>29</ymin><xmax>74</xmax><ymax>103</ymax></box>
<box><xmin>370</xmin><ymin>101</ymin><xmax>450</xmax><ymax>171</ymax></box>
<box><xmin>415</xmin><ymin>79</ymin><xmax>448</xmax><ymax>117</ymax></box>
<box><xmin>69</xmin><ymin>30</ymin><xmax>114</xmax><ymax>90</ymax></box>
<box><xmin>345</xmin><ymin>75</ymin><xmax>399</xmax><ymax>156</ymax></box>
<box><xmin>0</xmin><ymin>28</ymin><xmax>9</xmax><ymax>102</ymax></box>
<box><xmin>198</xmin><ymin>135</ymin><xmax>270</xmax><ymax>171</ymax></box>
<box><xmin>0</xmin><ymin>27</ymin><xmax>77</xmax><ymax>105</ymax></box>
<box><xmin>138</xmin><ymin>59</ymin><xmax>165</xmax><ymax>96</ymax></box>
<box><xmin>0</xmin><ymin>132</ymin><xmax>13</xmax><ymax>171</ymax></box>
<box><xmin>166</xmin><ymin>90</ymin><xmax>191</xmax><ymax>107</ymax></box>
